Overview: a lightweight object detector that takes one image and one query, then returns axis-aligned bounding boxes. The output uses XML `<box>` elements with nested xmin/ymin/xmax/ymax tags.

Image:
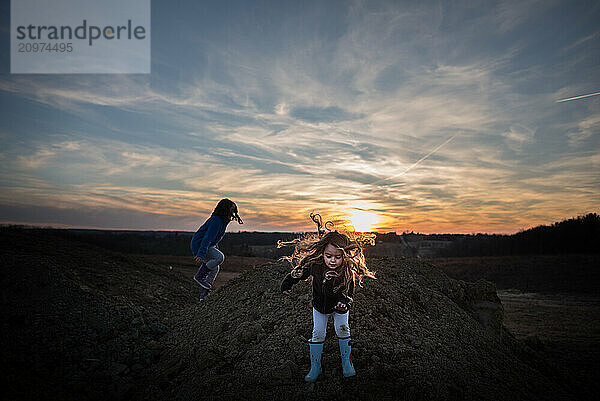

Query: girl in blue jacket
<box><xmin>191</xmin><ymin>199</ymin><xmax>243</xmax><ymax>300</ymax></box>
<box><xmin>279</xmin><ymin>214</ymin><xmax>375</xmax><ymax>382</ymax></box>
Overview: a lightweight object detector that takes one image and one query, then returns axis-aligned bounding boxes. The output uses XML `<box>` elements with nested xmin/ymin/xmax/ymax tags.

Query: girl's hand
<box><xmin>335</xmin><ymin>302</ymin><xmax>347</xmax><ymax>312</ymax></box>
<box><xmin>194</xmin><ymin>256</ymin><xmax>204</xmax><ymax>264</ymax></box>
<box><xmin>282</xmin><ymin>290</ymin><xmax>291</xmax><ymax>295</ymax></box>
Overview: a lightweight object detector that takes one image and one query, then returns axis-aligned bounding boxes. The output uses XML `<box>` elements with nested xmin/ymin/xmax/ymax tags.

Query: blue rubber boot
<box><xmin>304</xmin><ymin>342</ymin><xmax>323</xmax><ymax>382</ymax></box>
<box><xmin>338</xmin><ymin>337</ymin><xmax>356</xmax><ymax>377</ymax></box>
<box><xmin>193</xmin><ymin>263</ymin><xmax>211</xmax><ymax>289</ymax></box>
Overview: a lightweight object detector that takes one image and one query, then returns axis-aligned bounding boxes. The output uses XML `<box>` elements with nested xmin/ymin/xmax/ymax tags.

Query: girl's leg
<box><xmin>333</xmin><ymin>311</ymin><xmax>351</xmax><ymax>338</ymax></box>
<box><xmin>306</xmin><ymin>308</ymin><xmax>328</xmax><ymax>382</ymax></box>
<box><xmin>206</xmin><ymin>265</ymin><xmax>220</xmax><ymax>283</ymax></box>
<box><xmin>333</xmin><ymin>311</ymin><xmax>355</xmax><ymax>377</ymax></box>
<box><xmin>311</xmin><ymin>308</ymin><xmax>329</xmax><ymax>342</ymax></box>
<box><xmin>194</xmin><ymin>246</ymin><xmax>224</xmax><ymax>290</ymax></box>
<box><xmin>205</xmin><ymin>246</ymin><xmax>224</xmax><ymax>271</ymax></box>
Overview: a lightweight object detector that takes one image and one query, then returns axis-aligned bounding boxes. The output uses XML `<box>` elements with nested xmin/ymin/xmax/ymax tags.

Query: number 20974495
<box><xmin>18</xmin><ymin>42</ymin><xmax>73</xmax><ymax>52</ymax></box>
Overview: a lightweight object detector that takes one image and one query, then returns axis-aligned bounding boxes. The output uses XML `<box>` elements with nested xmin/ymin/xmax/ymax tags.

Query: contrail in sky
<box><xmin>371</xmin><ymin>133</ymin><xmax>458</xmax><ymax>186</ymax></box>
<box><xmin>556</xmin><ymin>91</ymin><xmax>600</xmax><ymax>103</ymax></box>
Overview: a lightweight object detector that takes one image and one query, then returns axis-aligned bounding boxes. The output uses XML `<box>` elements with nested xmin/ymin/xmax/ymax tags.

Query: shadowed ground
<box><xmin>1</xmin><ymin>227</ymin><xmax>596</xmax><ymax>400</ymax></box>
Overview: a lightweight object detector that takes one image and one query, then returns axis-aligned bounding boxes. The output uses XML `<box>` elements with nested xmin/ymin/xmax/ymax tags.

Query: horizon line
<box><xmin>0</xmin><ymin>222</ymin><xmax>545</xmax><ymax>236</ymax></box>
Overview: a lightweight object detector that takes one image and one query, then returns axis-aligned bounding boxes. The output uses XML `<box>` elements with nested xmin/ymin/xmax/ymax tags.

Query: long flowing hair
<box><xmin>278</xmin><ymin>213</ymin><xmax>376</xmax><ymax>298</ymax></box>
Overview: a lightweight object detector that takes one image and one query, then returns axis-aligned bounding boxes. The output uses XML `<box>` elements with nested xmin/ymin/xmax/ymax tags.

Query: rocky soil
<box><xmin>0</xmin><ymin>227</ymin><xmax>585</xmax><ymax>400</ymax></box>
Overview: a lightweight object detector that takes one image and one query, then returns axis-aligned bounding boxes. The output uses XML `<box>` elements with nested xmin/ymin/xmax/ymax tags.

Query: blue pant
<box><xmin>203</xmin><ymin>246</ymin><xmax>224</xmax><ymax>282</ymax></box>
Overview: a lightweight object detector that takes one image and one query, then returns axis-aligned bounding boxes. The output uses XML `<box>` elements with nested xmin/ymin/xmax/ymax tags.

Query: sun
<box><xmin>348</xmin><ymin>210</ymin><xmax>379</xmax><ymax>232</ymax></box>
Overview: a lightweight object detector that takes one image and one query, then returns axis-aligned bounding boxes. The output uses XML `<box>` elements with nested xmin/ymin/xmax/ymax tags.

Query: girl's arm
<box><xmin>196</xmin><ymin>217</ymin><xmax>220</xmax><ymax>259</ymax></box>
<box><xmin>280</xmin><ymin>266</ymin><xmax>311</xmax><ymax>294</ymax></box>
<box><xmin>336</xmin><ymin>278</ymin><xmax>355</xmax><ymax>310</ymax></box>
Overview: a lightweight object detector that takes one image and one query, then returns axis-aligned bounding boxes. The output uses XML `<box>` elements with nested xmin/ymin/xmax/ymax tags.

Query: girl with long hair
<box><xmin>191</xmin><ymin>198</ymin><xmax>243</xmax><ymax>300</ymax></box>
<box><xmin>279</xmin><ymin>213</ymin><xmax>375</xmax><ymax>382</ymax></box>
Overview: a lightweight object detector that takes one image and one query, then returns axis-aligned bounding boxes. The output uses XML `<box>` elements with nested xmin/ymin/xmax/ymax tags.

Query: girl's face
<box><xmin>323</xmin><ymin>243</ymin><xmax>343</xmax><ymax>269</ymax></box>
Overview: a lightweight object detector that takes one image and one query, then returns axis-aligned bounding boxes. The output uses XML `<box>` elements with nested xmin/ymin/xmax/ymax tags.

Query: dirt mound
<box><xmin>0</xmin><ymin>228</ymin><xmax>198</xmax><ymax>400</ymax></box>
<box><xmin>145</xmin><ymin>258</ymin><xmax>577</xmax><ymax>401</ymax></box>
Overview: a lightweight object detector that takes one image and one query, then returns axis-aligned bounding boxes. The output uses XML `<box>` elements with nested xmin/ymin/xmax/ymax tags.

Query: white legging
<box><xmin>310</xmin><ymin>307</ymin><xmax>350</xmax><ymax>342</ymax></box>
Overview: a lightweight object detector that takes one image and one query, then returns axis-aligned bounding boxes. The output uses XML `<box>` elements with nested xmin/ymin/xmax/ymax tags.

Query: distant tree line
<box><xmin>22</xmin><ymin>229</ymin><xmax>298</xmax><ymax>257</ymax></box>
<box><xmin>219</xmin><ymin>232</ymin><xmax>297</xmax><ymax>257</ymax></box>
<box><xmin>5</xmin><ymin>213</ymin><xmax>597</xmax><ymax>258</ymax></box>
<box><xmin>37</xmin><ymin>229</ymin><xmax>194</xmax><ymax>256</ymax></box>
<box><xmin>439</xmin><ymin>213</ymin><xmax>600</xmax><ymax>256</ymax></box>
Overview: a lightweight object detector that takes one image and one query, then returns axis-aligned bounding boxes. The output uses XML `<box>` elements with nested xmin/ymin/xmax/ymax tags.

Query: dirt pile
<box><xmin>0</xmin><ymin>228</ymin><xmax>198</xmax><ymax>400</ymax></box>
<box><xmin>146</xmin><ymin>258</ymin><xmax>577</xmax><ymax>401</ymax></box>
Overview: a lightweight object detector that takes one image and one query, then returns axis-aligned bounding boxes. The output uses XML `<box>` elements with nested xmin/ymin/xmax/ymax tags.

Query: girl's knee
<box><xmin>334</xmin><ymin>323</ymin><xmax>351</xmax><ymax>338</ymax></box>
<box><xmin>207</xmin><ymin>249</ymin><xmax>224</xmax><ymax>268</ymax></box>
<box><xmin>311</xmin><ymin>330</ymin><xmax>326</xmax><ymax>343</ymax></box>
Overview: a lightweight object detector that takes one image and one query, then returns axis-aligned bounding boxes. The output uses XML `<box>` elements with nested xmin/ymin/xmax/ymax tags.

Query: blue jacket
<box><xmin>190</xmin><ymin>215</ymin><xmax>229</xmax><ymax>258</ymax></box>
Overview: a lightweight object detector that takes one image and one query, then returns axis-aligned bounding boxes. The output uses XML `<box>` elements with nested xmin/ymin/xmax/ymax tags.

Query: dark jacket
<box><xmin>280</xmin><ymin>262</ymin><xmax>354</xmax><ymax>314</ymax></box>
<box><xmin>190</xmin><ymin>215</ymin><xmax>229</xmax><ymax>258</ymax></box>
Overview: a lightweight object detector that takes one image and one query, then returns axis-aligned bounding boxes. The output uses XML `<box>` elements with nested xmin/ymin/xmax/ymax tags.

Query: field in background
<box><xmin>497</xmin><ymin>289</ymin><xmax>600</xmax><ymax>399</ymax></box>
<box><xmin>429</xmin><ymin>254</ymin><xmax>600</xmax><ymax>397</ymax></box>
<box><xmin>428</xmin><ymin>254</ymin><xmax>600</xmax><ymax>294</ymax></box>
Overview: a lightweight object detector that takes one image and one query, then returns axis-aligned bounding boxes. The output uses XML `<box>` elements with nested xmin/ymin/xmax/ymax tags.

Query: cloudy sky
<box><xmin>0</xmin><ymin>0</ymin><xmax>599</xmax><ymax>233</ymax></box>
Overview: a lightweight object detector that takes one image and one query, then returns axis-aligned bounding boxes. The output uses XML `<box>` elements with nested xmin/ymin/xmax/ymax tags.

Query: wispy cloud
<box><xmin>502</xmin><ymin>124</ymin><xmax>536</xmax><ymax>151</ymax></box>
<box><xmin>1</xmin><ymin>0</ymin><xmax>598</xmax><ymax>233</ymax></box>
<box><xmin>567</xmin><ymin>114</ymin><xmax>600</xmax><ymax>147</ymax></box>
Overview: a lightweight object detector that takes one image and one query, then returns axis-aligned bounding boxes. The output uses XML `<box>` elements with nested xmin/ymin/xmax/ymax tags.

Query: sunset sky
<box><xmin>1</xmin><ymin>0</ymin><xmax>599</xmax><ymax>234</ymax></box>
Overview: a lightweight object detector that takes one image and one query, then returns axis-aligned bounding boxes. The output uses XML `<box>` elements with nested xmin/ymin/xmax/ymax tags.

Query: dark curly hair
<box><xmin>212</xmin><ymin>198</ymin><xmax>243</xmax><ymax>224</ymax></box>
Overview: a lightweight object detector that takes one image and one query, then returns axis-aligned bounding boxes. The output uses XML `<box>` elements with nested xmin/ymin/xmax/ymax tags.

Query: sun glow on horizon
<box><xmin>348</xmin><ymin>209</ymin><xmax>380</xmax><ymax>232</ymax></box>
